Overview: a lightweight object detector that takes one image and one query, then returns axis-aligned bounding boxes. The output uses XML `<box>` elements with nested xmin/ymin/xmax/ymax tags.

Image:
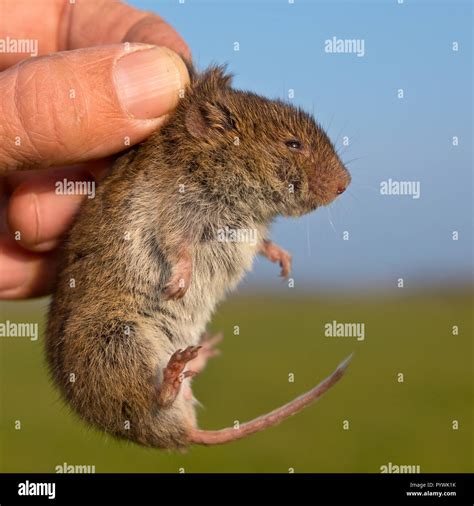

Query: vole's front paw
<box><xmin>260</xmin><ymin>240</ymin><xmax>292</xmax><ymax>278</ymax></box>
<box><xmin>163</xmin><ymin>251</ymin><xmax>193</xmax><ymax>300</ymax></box>
<box><xmin>157</xmin><ymin>346</ymin><xmax>201</xmax><ymax>407</ymax></box>
<box><xmin>163</xmin><ymin>275</ymin><xmax>190</xmax><ymax>300</ymax></box>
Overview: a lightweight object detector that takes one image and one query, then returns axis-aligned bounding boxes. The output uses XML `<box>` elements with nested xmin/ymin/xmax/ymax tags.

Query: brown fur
<box><xmin>46</xmin><ymin>65</ymin><xmax>351</xmax><ymax>449</ymax></box>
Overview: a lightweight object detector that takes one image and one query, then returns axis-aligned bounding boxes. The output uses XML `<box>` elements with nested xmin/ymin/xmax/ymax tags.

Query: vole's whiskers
<box><xmin>346</xmin><ymin>187</ymin><xmax>362</xmax><ymax>205</ymax></box>
<box><xmin>326</xmin><ymin>207</ymin><xmax>337</xmax><ymax>234</ymax></box>
<box><xmin>350</xmin><ymin>181</ymin><xmax>379</xmax><ymax>193</ymax></box>
<box><xmin>343</xmin><ymin>156</ymin><xmax>365</xmax><ymax>166</ymax></box>
<box><xmin>325</xmin><ymin>113</ymin><xmax>335</xmax><ymax>135</ymax></box>
<box><xmin>333</xmin><ymin>120</ymin><xmax>349</xmax><ymax>150</ymax></box>
<box><xmin>306</xmin><ymin>215</ymin><xmax>312</xmax><ymax>256</ymax></box>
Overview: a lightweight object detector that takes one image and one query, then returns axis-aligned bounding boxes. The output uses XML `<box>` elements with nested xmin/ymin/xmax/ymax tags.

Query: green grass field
<box><xmin>0</xmin><ymin>289</ymin><xmax>472</xmax><ymax>473</ymax></box>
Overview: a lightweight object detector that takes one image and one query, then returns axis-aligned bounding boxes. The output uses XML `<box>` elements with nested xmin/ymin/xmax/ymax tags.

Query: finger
<box><xmin>0</xmin><ymin>237</ymin><xmax>57</xmax><ymax>298</ymax></box>
<box><xmin>3</xmin><ymin>159</ymin><xmax>110</xmax><ymax>193</ymax></box>
<box><xmin>6</xmin><ymin>166</ymin><xmax>99</xmax><ymax>252</ymax></box>
<box><xmin>62</xmin><ymin>0</ymin><xmax>191</xmax><ymax>60</ymax></box>
<box><xmin>0</xmin><ymin>176</ymin><xmax>9</xmax><ymax>235</ymax></box>
<box><xmin>0</xmin><ymin>44</ymin><xmax>189</xmax><ymax>172</ymax></box>
<box><xmin>0</xmin><ymin>0</ymin><xmax>190</xmax><ymax>70</ymax></box>
<box><xmin>0</xmin><ymin>0</ymin><xmax>60</xmax><ymax>70</ymax></box>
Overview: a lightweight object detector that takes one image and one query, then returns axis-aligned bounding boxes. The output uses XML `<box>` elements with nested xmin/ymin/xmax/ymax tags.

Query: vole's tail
<box><xmin>187</xmin><ymin>353</ymin><xmax>353</xmax><ymax>446</ymax></box>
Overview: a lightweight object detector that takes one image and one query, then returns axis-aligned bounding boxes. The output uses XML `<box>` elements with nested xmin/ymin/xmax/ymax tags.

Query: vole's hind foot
<box><xmin>187</xmin><ymin>332</ymin><xmax>223</xmax><ymax>374</ymax></box>
<box><xmin>157</xmin><ymin>346</ymin><xmax>201</xmax><ymax>407</ymax></box>
<box><xmin>260</xmin><ymin>240</ymin><xmax>292</xmax><ymax>278</ymax></box>
<box><xmin>201</xmin><ymin>331</ymin><xmax>223</xmax><ymax>351</ymax></box>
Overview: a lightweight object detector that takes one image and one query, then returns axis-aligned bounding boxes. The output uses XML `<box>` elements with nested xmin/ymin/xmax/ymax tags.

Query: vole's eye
<box><xmin>285</xmin><ymin>139</ymin><xmax>302</xmax><ymax>150</ymax></box>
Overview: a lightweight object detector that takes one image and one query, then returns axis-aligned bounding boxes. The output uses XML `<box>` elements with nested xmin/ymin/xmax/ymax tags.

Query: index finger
<box><xmin>0</xmin><ymin>0</ymin><xmax>190</xmax><ymax>70</ymax></box>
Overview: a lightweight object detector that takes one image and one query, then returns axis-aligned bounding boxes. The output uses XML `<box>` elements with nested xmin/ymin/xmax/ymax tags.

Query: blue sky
<box><xmin>130</xmin><ymin>0</ymin><xmax>472</xmax><ymax>291</ymax></box>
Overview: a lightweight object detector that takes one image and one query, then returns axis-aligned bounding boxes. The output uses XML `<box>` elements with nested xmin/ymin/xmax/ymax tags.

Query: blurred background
<box><xmin>0</xmin><ymin>0</ymin><xmax>472</xmax><ymax>473</ymax></box>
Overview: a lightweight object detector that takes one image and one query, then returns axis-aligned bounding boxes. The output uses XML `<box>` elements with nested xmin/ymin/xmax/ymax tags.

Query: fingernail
<box><xmin>115</xmin><ymin>46</ymin><xmax>189</xmax><ymax>119</ymax></box>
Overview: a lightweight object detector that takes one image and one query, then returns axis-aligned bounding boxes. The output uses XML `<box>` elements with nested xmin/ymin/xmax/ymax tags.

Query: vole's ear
<box><xmin>185</xmin><ymin>101</ymin><xmax>235</xmax><ymax>139</ymax></box>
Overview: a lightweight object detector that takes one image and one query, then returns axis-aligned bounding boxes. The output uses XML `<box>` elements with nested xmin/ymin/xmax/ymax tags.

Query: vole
<box><xmin>46</xmin><ymin>64</ymin><xmax>352</xmax><ymax>449</ymax></box>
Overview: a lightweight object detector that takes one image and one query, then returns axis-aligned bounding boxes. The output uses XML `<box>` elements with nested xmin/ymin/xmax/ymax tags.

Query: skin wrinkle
<box><xmin>10</xmin><ymin>59</ymin><xmax>73</xmax><ymax>164</ymax></box>
<box><xmin>68</xmin><ymin>57</ymin><xmax>90</xmax><ymax>145</ymax></box>
<box><xmin>48</xmin><ymin>63</ymin><xmax>66</xmax><ymax>157</ymax></box>
<box><xmin>31</xmin><ymin>192</ymin><xmax>41</xmax><ymax>246</ymax></box>
<box><xmin>38</xmin><ymin>56</ymin><xmax>82</xmax><ymax>159</ymax></box>
<box><xmin>0</xmin><ymin>81</ymin><xmax>18</xmax><ymax>165</ymax></box>
<box><xmin>12</xmin><ymin>60</ymin><xmax>44</xmax><ymax>166</ymax></box>
<box><xmin>4</xmin><ymin>46</ymin><xmax>170</xmax><ymax>171</ymax></box>
<box><xmin>55</xmin><ymin>51</ymin><xmax>97</xmax><ymax>157</ymax></box>
<box><xmin>80</xmin><ymin>51</ymin><xmax>117</xmax><ymax>69</ymax></box>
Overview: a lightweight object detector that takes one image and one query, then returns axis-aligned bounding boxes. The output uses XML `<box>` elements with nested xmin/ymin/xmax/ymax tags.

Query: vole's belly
<box><xmin>193</xmin><ymin>238</ymin><xmax>258</xmax><ymax>303</ymax></box>
<box><xmin>150</xmin><ymin>239</ymin><xmax>259</xmax><ymax>352</ymax></box>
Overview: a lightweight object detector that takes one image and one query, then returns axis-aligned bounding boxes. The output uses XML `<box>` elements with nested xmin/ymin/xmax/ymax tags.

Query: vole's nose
<box><xmin>335</xmin><ymin>166</ymin><xmax>351</xmax><ymax>197</ymax></box>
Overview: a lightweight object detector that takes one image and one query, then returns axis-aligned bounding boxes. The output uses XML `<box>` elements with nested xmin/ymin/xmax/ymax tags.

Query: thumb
<box><xmin>0</xmin><ymin>44</ymin><xmax>189</xmax><ymax>172</ymax></box>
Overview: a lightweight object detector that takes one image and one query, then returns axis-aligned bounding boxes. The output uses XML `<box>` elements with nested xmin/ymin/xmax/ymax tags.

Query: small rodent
<box><xmin>46</xmin><ymin>64</ymin><xmax>352</xmax><ymax>449</ymax></box>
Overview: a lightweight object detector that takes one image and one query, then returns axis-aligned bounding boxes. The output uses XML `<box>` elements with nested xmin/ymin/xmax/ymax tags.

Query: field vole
<box><xmin>46</xmin><ymin>65</ymin><xmax>352</xmax><ymax>449</ymax></box>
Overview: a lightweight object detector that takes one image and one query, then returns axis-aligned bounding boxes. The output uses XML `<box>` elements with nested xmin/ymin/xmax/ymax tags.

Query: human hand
<box><xmin>0</xmin><ymin>0</ymin><xmax>190</xmax><ymax>299</ymax></box>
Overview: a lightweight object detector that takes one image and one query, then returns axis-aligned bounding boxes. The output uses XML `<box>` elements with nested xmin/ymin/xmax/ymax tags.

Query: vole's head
<box><xmin>170</xmin><ymin>66</ymin><xmax>350</xmax><ymax>218</ymax></box>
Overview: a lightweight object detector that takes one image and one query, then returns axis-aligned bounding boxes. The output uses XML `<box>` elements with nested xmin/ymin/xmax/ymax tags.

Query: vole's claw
<box><xmin>185</xmin><ymin>332</ymin><xmax>223</xmax><ymax>374</ymax></box>
<box><xmin>278</xmin><ymin>250</ymin><xmax>292</xmax><ymax>278</ymax></box>
<box><xmin>279</xmin><ymin>256</ymin><xmax>291</xmax><ymax>278</ymax></box>
<box><xmin>179</xmin><ymin>370</ymin><xmax>197</xmax><ymax>381</ymax></box>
